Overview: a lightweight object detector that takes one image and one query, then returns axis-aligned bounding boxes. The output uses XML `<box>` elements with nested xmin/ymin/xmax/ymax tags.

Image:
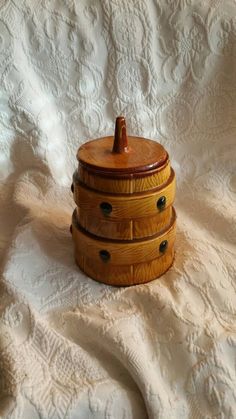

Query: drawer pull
<box><xmin>157</xmin><ymin>196</ymin><xmax>166</xmax><ymax>211</ymax></box>
<box><xmin>99</xmin><ymin>250</ymin><xmax>111</xmax><ymax>262</ymax></box>
<box><xmin>159</xmin><ymin>240</ymin><xmax>168</xmax><ymax>254</ymax></box>
<box><xmin>100</xmin><ymin>202</ymin><xmax>112</xmax><ymax>215</ymax></box>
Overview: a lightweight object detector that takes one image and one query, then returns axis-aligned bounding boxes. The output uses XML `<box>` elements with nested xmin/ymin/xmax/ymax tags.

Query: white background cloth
<box><xmin>0</xmin><ymin>1</ymin><xmax>236</xmax><ymax>418</ymax></box>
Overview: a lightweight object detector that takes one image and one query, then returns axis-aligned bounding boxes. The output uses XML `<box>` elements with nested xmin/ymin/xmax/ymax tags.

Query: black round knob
<box><xmin>157</xmin><ymin>196</ymin><xmax>166</xmax><ymax>211</ymax></box>
<box><xmin>100</xmin><ymin>202</ymin><xmax>112</xmax><ymax>215</ymax></box>
<box><xmin>159</xmin><ymin>240</ymin><xmax>168</xmax><ymax>254</ymax></box>
<box><xmin>71</xmin><ymin>183</ymin><xmax>74</xmax><ymax>193</ymax></box>
<box><xmin>99</xmin><ymin>250</ymin><xmax>111</xmax><ymax>262</ymax></box>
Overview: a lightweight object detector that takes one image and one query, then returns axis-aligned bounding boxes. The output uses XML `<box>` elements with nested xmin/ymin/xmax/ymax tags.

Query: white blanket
<box><xmin>0</xmin><ymin>1</ymin><xmax>236</xmax><ymax>418</ymax></box>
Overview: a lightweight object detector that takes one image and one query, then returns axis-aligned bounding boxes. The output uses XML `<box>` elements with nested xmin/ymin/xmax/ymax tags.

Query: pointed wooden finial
<box><xmin>112</xmin><ymin>116</ymin><xmax>128</xmax><ymax>153</ymax></box>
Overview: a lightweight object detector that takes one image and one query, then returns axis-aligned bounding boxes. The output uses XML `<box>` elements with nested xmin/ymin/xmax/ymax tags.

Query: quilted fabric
<box><xmin>0</xmin><ymin>1</ymin><xmax>236</xmax><ymax>418</ymax></box>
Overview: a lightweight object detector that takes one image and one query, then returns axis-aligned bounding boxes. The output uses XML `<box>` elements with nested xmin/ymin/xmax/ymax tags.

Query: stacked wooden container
<box><xmin>71</xmin><ymin>117</ymin><xmax>176</xmax><ymax>286</ymax></box>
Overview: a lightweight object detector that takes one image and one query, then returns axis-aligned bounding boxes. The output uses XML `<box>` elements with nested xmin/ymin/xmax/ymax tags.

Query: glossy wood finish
<box><xmin>112</xmin><ymin>116</ymin><xmax>128</xmax><ymax>153</ymax></box>
<box><xmin>75</xmin><ymin>247</ymin><xmax>174</xmax><ymax>286</ymax></box>
<box><xmin>71</xmin><ymin>116</ymin><xmax>177</xmax><ymax>285</ymax></box>
<box><xmin>78</xmin><ymin>136</ymin><xmax>167</xmax><ymax>175</ymax></box>
<box><xmin>72</xmin><ymin>209</ymin><xmax>176</xmax><ymax>265</ymax></box>
<box><xmin>132</xmin><ymin>207</ymin><xmax>172</xmax><ymax>239</ymax></box>
<box><xmin>75</xmin><ymin>168</ymin><xmax>175</xmax><ymax>218</ymax></box>
<box><xmin>77</xmin><ymin>206</ymin><xmax>173</xmax><ymax>240</ymax></box>
<box><xmin>74</xmin><ymin>169</ymin><xmax>175</xmax><ymax>239</ymax></box>
<box><xmin>77</xmin><ymin>161</ymin><xmax>171</xmax><ymax>194</ymax></box>
<box><xmin>72</xmin><ymin>209</ymin><xmax>176</xmax><ymax>286</ymax></box>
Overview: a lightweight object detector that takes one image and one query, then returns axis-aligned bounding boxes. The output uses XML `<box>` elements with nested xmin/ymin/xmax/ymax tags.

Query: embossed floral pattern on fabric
<box><xmin>0</xmin><ymin>1</ymin><xmax>236</xmax><ymax>418</ymax></box>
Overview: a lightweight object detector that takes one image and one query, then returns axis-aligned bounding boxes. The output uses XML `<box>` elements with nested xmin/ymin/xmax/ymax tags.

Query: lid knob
<box><xmin>112</xmin><ymin>116</ymin><xmax>128</xmax><ymax>154</ymax></box>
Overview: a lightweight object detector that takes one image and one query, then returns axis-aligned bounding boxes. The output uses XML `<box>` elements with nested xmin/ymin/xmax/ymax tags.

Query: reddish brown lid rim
<box><xmin>78</xmin><ymin>116</ymin><xmax>168</xmax><ymax>175</ymax></box>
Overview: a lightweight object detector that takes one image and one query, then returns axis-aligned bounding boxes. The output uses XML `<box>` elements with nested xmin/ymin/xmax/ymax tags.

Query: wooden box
<box><xmin>71</xmin><ymin>117</ymin><xmax>176</xmax><ymax>286</ymax></box>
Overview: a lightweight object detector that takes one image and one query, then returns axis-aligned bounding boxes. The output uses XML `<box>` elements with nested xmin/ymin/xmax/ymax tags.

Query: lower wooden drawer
<box><xmin>71</xmin><ymin>208</ymin><xmax>176</xmax><ymax>286</ymax></box>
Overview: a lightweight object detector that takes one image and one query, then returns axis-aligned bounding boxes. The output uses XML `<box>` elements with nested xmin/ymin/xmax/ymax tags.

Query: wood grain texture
<box><xmin>77</xmin><ymin>207</ymin><xmax>133</xmax><ymax>240</ymax></box>
<box><xmin>112</xmin><ymin>116</ymin><xmax>128</xmax><ymax>153</ymax></box>
<box><xmin>77</xmin><ymin>206</ymin><xmax>173</xmax><ymax>240</ymax></box>
<box><xmin>74</xmin><ymin>169</ymin><xmax>175</xmax><ymax>221</ymax></box>
<box><xmin>133</xmin><ymin>207</ymin><xmax>173</xmax><ymax>239</ymax></box>
<box><xmin>77</xmin><ymin>161</ymin><xmax>171</xmax><ymax>194</ymax></box>
<box><xmin>75</xmin><ymin>244</ymin><xmax>175</xmax><ymax>286</ymax></box>
<box><xmin>78</xmin><ymin>136</ymin><xmax>167</xmax><ymax>173</ymax></box>
<box><xmin>71</xmin><ymin>208</ymin><xmax>176</xmax><ymax>266</ymax></box>
<box><xmin>74</xmin><ymin>170</ymin><xmax>175</xmax><ymax>221</ymax></box>
<box><xmin>72</xmin><ymin>117</ymin><xmax>176</xmax><ymax>285</ymax></box>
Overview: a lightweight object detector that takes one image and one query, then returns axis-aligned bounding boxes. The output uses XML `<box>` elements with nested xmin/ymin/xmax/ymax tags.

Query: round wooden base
<box><xmin>75</xmin><ymin>247</ymin><xmax>175</xmax><ymax>286</ymax></box>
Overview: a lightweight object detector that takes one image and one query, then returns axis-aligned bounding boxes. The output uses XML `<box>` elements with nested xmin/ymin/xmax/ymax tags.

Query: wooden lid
<box><xmin>78</xmin><ymin>116</ymin><xmax>168</xmax><ymax>175</ymax></box>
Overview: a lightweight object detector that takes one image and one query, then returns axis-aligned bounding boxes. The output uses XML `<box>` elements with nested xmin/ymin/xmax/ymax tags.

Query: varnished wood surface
<box><xmin>74</xmin><ymin>169</ymin><xmax>175</xmax><ymax>221</ymax></box>
<box><xmin>77</xmin><ymin>160</ymin><xmax>171</xmax><ymax>193</ymax></box>
<box><xmin>78</xmin><ymin>136</ymin><xmax>168</xmax><ymax>174</ymax></box>
<box><xmin>77</xmin><ymin>206</ymin><xmax>173</xmax><ymax>240</ymax></box>
<box><xmin>133</xmin><ymin>207</ymin><xmax>172</xmax><ymax>239</ymax></box>
<box><xmin>71</xmin><ymin>208</ymin><xmax>176</xmax><ymax>266</ymax></box>
<box><xmin>72</xmin><ymin>116</ymin><xmax>176</xmax><ymax>285</ymax></box>
<box><xmin>75</xmin><ymin>247</ymin><xmax>175</xmax><ymax>286</ymax></box>
<box><xmin>112</xmin><ymin>116</ymin><xmax>128</xmax><ymax>153</ymax></box>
